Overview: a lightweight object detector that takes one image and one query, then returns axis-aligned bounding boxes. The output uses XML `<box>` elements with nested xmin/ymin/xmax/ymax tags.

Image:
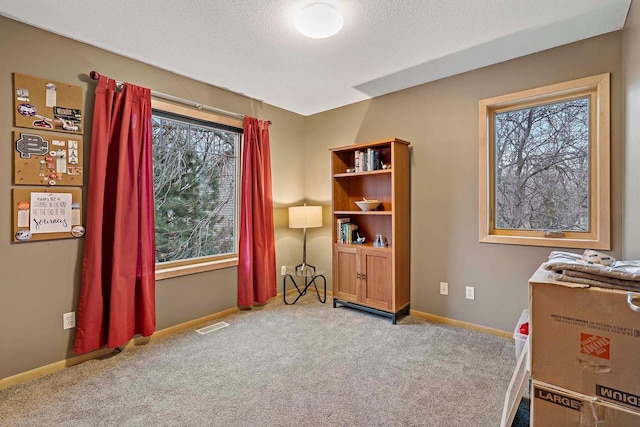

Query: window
<box><xmin>479</xmin><ymin>74</ymin><xmax>610</xmax><ymax>249</ymax></box>
<box><xmin>151</xmin><ymin>99</ymin><xmax>243</xmax><ymax>279</ymax></box>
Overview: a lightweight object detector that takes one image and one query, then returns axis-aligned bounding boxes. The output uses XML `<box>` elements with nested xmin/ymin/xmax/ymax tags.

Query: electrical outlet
<box><xmin>465</xmin><ymin>286</ymin><xmax>475</xmax><ymax>300</ymax></box>
<box><xmin>281</xmin><ymin>265</ymin><xmax>287</xmax><ymax>275</ymax></box>
<box><xmin>63</xmin><ymin>311</ymin><xmax>76</xmax><ymax>329</ymax></box>
<box><xmin>439</xmin><ymin>282</ymin><xmax>448</xmax><ymax>295</ymax></box>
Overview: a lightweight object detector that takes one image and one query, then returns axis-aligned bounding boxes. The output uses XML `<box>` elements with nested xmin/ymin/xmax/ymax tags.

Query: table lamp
<box><xmin>288</xmin><ymin>205</ymin><xmax>323</xmax><ymax>272</ymax></box>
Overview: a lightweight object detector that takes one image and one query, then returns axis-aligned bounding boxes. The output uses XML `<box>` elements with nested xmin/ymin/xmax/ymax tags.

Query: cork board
<box><xmin>13</xmin><ymin>73</ymin><xmax>83</xmax><ymax>134</ymax></box>
<box><xmin>14</xmin><ymin>131</ymin><xmax>83</xmax><ymax>186</ymax></box>
<box><xmin>12</xmin><ymin>187</ymin><xmax>84</xmax><ymax>243</ymax></box>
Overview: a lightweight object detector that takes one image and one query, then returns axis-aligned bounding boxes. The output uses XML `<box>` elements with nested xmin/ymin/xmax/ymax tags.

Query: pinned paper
<box><xmin>45</xmin><ymin>83</ymin><xmax>57</xmax><ymax>107</ymax></box>
<box><xmin>53</xmin><ymin>107</ymin><xmax>82</xmax><ymax>132</ymax></box>
<box><xmin>16</xmin><ymin>133</ymin><xmax>49</xmax><ymax>159</ymax></box>
<box><xmin>17</xmin><ymin>201</ymin><xmax>30</xmax><ymax>227</ymax></box>
<box><xmin>56</xmin><ymin>150</ymin><xmax>67</xmax><ymax>174</ymax></box>
<box><xmin>33</xmin><ymin>115</ymin><xmax>53</xmax><ymax>129</ymax></box>
<box><xmin>67</xmin><ymin>166</ymin><xmax>82</xmax><ymax>175</ymax></box>
<box><xmin>16</xmin><ymin>87</ymin><xmax>29</xmax><ymax>102</ymax></box>
<box><xmin>30</xmin><ymin>192</ymin><xmax>72</xmax><ymax>233</ymax></box>
<box><xmin>71</xmin><ymin>202</ymin><xmax>81</xmax><ymax>225</ymax></box>
<box><xmin>17</xmin><ymin>103</ymin><xmax>36</xmax><ymax>116</ymax></box>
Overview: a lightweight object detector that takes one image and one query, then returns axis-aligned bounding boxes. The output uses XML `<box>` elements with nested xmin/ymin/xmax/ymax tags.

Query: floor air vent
<box><xmin>196</xmin><ymin>321</ymin><xmax>230</xmax><ymax>335</ymax></box>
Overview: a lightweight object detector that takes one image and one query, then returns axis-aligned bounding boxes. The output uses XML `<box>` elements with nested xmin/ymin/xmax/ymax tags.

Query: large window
<box><xmin>151</xmin><ymin>100</ymin><xmax>243</xmax><ymax>279</ymax></box>
<box><xmin>479</xmin><ymin>74</ymin><xmax>610</xmax><ymax>249</ymax></box>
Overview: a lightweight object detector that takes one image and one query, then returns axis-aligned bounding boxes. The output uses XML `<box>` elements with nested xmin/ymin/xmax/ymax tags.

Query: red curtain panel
<box><xmin>238</xmin><ymin>117</ymin><xmax>277</xmax><ymax>306</ymax></box>
<box><xmin>74</xmin><ymin>75</ymin><xmax>156</xmax><ymax>354</ymax></box>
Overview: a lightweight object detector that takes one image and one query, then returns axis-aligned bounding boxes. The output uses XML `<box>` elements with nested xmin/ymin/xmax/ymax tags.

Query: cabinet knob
<box><xmin>361</xmin><ymin>273</ymin><xmax>366</xmax><ymax>280</ymax></box>
<box><xmin>356</xmin><ymin>272</ymin><xmax>361</xmax><ymax>280</ymax></box>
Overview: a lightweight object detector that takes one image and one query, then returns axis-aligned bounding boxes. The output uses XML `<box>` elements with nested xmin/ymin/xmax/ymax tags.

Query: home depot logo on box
<box><xmin>580</xmin><ymin>333</ymin><xmax>610</xmax><ymax>360</ymax></box>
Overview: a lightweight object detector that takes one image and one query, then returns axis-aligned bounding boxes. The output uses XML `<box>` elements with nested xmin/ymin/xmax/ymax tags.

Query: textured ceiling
<box><xmin>0</xmin><ymin>0</ymin><xmax>632</xmax><ymax>116</ymax></box>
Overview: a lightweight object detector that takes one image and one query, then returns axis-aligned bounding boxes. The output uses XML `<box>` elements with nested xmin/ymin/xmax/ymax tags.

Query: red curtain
<box><xmin>238</xmin><ymin>117</ymin><xmax>276</xmax><ymax>306</ymax></box>
<box><xmin>74</xmin><ymin>75</ymin><xmax>156</xmax><ymax>354</ymax></box>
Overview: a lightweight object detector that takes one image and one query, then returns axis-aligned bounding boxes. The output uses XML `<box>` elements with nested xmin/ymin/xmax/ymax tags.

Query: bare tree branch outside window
<box><xmin>152</xmin><ymin>115</ymin><xmax>239</xmax><ymax>263</ymax></box>
<box><xmin>494</xmin><ymin>97</ymin><xmax>589</xmax><ymax>232</ymax></box>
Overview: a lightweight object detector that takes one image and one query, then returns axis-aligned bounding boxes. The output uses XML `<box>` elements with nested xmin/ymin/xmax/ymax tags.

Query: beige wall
<box><xmin>305</xmin><ymin>32</ymin><xmax>623</xmax><ymax>333</ymax></box>
<box><xmin>624</xmin><ymin>0</ymin><xmax>640</xmax><ymax>258</ymax></box>
<box><xmin>0</xmin><ymin>16</ymin><xmax>305</xmax><ymax>379</ymax></box>
<box><xmin>0</xmin><ymin>15</ymin><xmax>628</xmax><ymax>380</ymax></box>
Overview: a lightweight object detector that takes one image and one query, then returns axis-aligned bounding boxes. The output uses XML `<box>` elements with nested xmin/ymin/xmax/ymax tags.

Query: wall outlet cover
<box><xmin>439</xmin><ymin>282</ymin><xmax>448</xmax><ymax>295</ymax></box>
<box><xmin>63</xmin><ymin>311</ymin><xmax>76</xmax><ymax>329</ymax></box>
<box><xmin>465</xmin><ymin>286</ymin><xmax>475</xmax><ymax>300</ymax></box>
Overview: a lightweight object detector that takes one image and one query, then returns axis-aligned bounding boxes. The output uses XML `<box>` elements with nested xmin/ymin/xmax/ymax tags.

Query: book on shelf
<box><xmin>352</xmin><ymin>149</ymin><xmax>383</xmax><ymax>172</ymax></box>
<box><xmin>336</xmin><ymin>217</ymin><xmax>350</xmax><ymax>243</ymax></box>
<box><xmin>359</xmin><ymin>150</ymin><xmax>366</xmax><ymax>172</ymax></box>
<box><xmin>343</xmin><ymin>222</ymin><xmax>358</xmax><ymax>244</ymax></box>
<box><xmin>353</xmin><ymin>149</ymin><xmax>383</xmax><ymax>172</ymax></box>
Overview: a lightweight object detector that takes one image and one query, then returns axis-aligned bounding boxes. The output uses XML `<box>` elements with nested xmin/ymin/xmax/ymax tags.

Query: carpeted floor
<box><xmin>0</xmin><ymin>295</ymin><xmax>519</xmax><ymax>426</ymax></box>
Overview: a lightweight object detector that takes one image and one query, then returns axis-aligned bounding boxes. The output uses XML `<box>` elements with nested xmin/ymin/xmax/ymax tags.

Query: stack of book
<box><xmin>336</xmin><ymin>218</ymin><xmax>358</xmax><ymax>244</ymax></box>
<box><xmin>354</xmin><ymin>148</ymin><xmax>382</xmax><ymax>172</ymax></box>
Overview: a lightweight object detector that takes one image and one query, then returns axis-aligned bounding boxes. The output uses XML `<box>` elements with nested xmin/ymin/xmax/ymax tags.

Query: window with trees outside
<box><xmin>479</xmin><ymin>74</ymin><xmax>610</xmax><ymax>249</ymax></box>
<box><xmin>151</xmin><ymin>100</ymin><xmax>243</xmax><ymax>279</ymax></box>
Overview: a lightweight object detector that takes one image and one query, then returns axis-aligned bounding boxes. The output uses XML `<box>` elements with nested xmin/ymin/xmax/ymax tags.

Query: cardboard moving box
<box><xmin>532</xmin><ymin>380</ymin><xmax>640</xmax><ymax>427</ymax></box>
<box><xmin>529</xmin><ymin>268</ymin><xmax>640</xmax><ymax>412</ymax></box>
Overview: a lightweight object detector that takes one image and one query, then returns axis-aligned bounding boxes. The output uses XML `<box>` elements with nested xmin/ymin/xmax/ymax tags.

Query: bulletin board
<box><xmin>13</xmin><ymin>73</ymin><xmax>83</xmax><ymax>135</ymax></box>
<box><xmin>13</xmin><ymin>131</ymin><xmax>83</xmax><ymax>186</ymax></box>
<box><xmin>12</xmin><ymin>188</ymin><xmax>84</xmax><ymax>243</ymax></box>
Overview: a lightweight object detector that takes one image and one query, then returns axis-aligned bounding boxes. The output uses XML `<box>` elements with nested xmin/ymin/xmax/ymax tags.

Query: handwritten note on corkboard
<box><xmin>12</xmin><ymin>188</ymin><xmax>84</xmax><ymax>243</ymax></box>
<box><xmin>13</xmin><ymin>73</ymin><xmax>83</xmax><ymax>135</ymax></box>
<box><xmin>13</xmin><ymin>131</ymin><xmax>83</xmax><ymax>187</ymax></box>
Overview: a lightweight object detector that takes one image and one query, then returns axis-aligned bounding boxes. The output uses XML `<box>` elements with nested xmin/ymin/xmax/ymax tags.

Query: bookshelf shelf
<box><xmin>335</xmin><ymin>242</ymin><xmax>393</xmax><ymax>251</ymax></box>
<box><xmin>334</xmin><ymin>210</ymin><xmax>392</xmax><ymax>216</ymax></box>
<box><xmin>333</xmin><ymin>169</ymin><xmax>391</xmax><ymax>178</ymax></box>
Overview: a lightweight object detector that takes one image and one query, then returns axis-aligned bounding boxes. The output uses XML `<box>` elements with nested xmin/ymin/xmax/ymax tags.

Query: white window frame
<box><xmin>478</xmin><ymin>74</ymin><xmax>610</xmax><ymax>249</ymax></box>
<box><xmin>151</xmin><ymin>99</ymin><xmax>242</xmax><ymax>279</ymax></box>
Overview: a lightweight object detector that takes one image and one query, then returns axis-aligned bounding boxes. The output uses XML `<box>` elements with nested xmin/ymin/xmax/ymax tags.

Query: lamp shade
<box><xmin>288</xmin><ymin>206</ymin><xmax>323</xmax><ymax>229</ymax></box>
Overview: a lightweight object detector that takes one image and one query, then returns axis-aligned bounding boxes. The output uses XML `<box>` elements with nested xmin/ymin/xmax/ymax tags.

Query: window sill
<box><xmin>479</xmin><ymin>234</ymin><xmax>610</xmax><ymax>250</ymax></box>
<box><xmin>156</xmin><ymin>257</ymin><xmax>239</xmax><ymax>280</ymax></box>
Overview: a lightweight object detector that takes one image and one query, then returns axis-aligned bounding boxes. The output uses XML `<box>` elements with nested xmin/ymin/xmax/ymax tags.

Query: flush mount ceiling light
<box><xmin>295</xmin><ymin>2</ymin><xmax>344</xmax><ymax>39</ymax></box>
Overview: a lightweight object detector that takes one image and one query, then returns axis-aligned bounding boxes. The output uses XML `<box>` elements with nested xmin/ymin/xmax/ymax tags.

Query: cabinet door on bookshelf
<box><xmin>333</xmin><ymin>245</ymin><xmax>359</xmax><ymax>303</ymax></box>
<box><xmin>360</xmin><ymin>248</ymin><xmax>392</xmax><ymax>310</ymax></box>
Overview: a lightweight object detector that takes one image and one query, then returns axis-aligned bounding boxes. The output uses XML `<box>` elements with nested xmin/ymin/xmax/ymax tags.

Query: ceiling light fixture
<box><xmin>295</xmin><ymin>2</ymin><xmax>344</xmax><ymax>39</ymax></box>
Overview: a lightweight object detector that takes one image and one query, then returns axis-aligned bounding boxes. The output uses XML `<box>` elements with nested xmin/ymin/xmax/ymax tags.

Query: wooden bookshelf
<box><xmin>330</xmin><ymin>138</ymin><xmax>411</xmax><ymax>324</ymax></box>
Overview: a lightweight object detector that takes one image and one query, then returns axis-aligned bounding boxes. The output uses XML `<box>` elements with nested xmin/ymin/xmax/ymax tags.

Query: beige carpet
<box><xmin>0</xmin><ymin>295</ymin><xmax>516</xmax><ymax>426</ymax></box>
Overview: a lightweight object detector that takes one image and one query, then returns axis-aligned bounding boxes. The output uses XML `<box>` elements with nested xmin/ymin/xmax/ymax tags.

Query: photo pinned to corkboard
<box><xmin>13</xmin><ymin>73</ymin><xmax>83</xmax><ymax>135</ymax></box>
<box><xmin>13</xmin><ymin>131</ymin><xmax>83</xmax><ymax>187</ymax></box>
<box><xmin>12</xmin><ymin>188</ymin><xmax>84</xmax><ymax>243</ymax></box>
